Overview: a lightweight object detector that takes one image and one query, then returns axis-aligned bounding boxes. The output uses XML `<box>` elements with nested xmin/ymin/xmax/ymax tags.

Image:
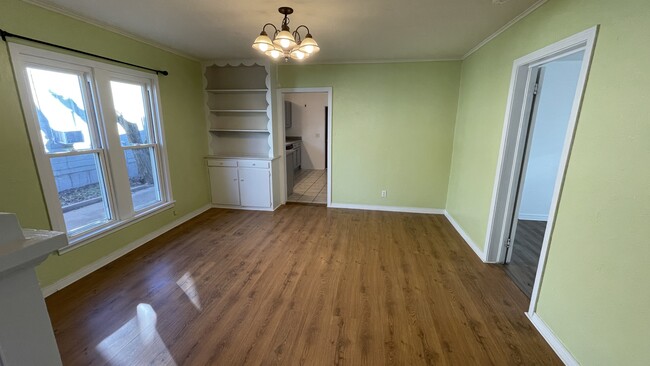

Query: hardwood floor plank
<box><xmin>46</xmin><ymin>207</ymin><xmax>561</xmax><ymax>365</ymax></box>
<box><xmin>505</xmin><ymin>220</ymin><xmax>547</xmax><ymax>297</ymax></box>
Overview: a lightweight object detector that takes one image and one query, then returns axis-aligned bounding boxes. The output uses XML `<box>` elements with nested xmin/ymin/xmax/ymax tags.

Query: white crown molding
<box><xmin>21</xmin><ymin>0</ymin><xmax>200</xmax><ymax>62</ymax></box>
<box><xmin>463</xmin><ymin>0</ymin><xmax>548</xmax><ymax>60</ymax></box>
<box><xmin>41</xmin><ymin>204</ymin><xmax>211</xmax><ymax>297</ymax></box>
<box><xmin>305</xmin><ymin>58</ymin><xmax>463</xmax><ymax>66</ymax></box>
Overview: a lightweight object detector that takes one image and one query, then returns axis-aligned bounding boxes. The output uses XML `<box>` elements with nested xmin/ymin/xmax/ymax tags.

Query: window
<box><xmin>10</xmin><ymin>44</ymin><xmax>173</xmax><ymax>249</ymax></box>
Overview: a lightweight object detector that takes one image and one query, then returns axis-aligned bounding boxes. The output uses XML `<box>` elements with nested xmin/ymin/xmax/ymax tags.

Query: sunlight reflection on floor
<box><xmin>176</xmin><ymin>271</ymin><xmax>202</xmax><ymax>311</ymax></box>
<box><xmin>96</xmin><ymin>303</ymin><xmax>177</xmax><ymax>365</ymax></box>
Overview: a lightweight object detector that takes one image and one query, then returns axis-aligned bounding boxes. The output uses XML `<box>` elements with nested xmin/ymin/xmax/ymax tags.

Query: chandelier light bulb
<box><xmin>266</xmin><ymin>48</ymin><xmax>282</xmax><ymax>59</ymax></box>
<box><xmin>253</xmin><ymin>7</ymin><xmax>318</xmax><ymax>62</ymax></box>
<box><xmin>290</xmin><ymin>49</ymin><xmax>306</xmax><ymax>60</ymax></box>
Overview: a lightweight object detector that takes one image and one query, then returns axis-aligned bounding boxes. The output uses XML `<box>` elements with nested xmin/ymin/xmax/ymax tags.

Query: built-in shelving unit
<box><xmin>204</xmin><ymin>63</ymin><xmax>273</xmax><ymax>158</ymax></box>
<box><xmin>202</xmin><ymin>61</ymin><xmax>281</xmax><ymax>211</ymax></box>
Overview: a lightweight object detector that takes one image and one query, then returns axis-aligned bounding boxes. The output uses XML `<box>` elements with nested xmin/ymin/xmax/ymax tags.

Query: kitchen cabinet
<box><xmin>207</xmin><ymin>158</ymin><xmax>272</xmax><ymax>209</ymax></box>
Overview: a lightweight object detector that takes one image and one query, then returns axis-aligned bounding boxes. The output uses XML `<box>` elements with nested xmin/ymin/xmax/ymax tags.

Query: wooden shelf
<box><xmin>206</xmin><ymin>89</ymin><xmax>267</xmax><ymax>93</ymax></box>
<box><xmin>209</xmin><ymin>109</ymin><xmax>267</xmax><ymax>113</ymax></box>
<box><xmin>209</xmin><ymin>129</ymin><xmax>269</xmax><ymax>133</ymax></box>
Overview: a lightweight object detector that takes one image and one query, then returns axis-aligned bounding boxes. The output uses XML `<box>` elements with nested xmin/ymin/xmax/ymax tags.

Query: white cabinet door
<box><xmin>208</xmin><ymin>166</ymin><xmax>240</xmax><ymax>205</ymax></box>
<box><xmin>238</xmin><ymin>168</ymin><xmax>271</xmax><ymax>208</ymax></box>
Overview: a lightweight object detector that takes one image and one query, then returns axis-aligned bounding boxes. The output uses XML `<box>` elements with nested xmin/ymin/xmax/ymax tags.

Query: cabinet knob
<box><xmin>240</xmin><ymin>179</ymin><xmax>244</xmax><ymax>181</ymax></box>
<box><xmin>233</xmin><ymin>178</ymin><xmax>237</xmax><ymax>181</ymax></box>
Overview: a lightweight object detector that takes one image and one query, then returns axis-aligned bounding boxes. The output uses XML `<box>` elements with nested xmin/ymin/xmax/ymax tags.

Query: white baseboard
<box><xmin>443</xmin><ymin>211</ymin><xmax>487</xmax><ymax>262</ymax></box>
<box><xmin>329</xmin><ymin>203</ymin><xmax>445</xmax><ymax>215</ymax></box>
<box><xmin>41</xmin><ymin>204</ymin><xmax>212</xmax><ymax>297</ymax></box>
<box><xmin>526</xmin><ymin>312</ymin><xmax>578</xmax><ymax>365</ymax></box>
<box><xmin>518</xmin><ymin>213</ymin><xmax>549</xmax><ymax>221</ymax></box>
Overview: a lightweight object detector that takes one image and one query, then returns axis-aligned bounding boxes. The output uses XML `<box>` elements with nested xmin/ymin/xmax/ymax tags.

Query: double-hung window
<box><xmin>10</xmin><ymin>44</ymin><xmax>173</xmax><ymax>250</ymax></box>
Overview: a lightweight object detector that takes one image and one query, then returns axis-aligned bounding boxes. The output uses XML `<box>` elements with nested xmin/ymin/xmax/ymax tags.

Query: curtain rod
<box><xmin>0</xmin><ymin>29</ymin><xmax>169</xmax><ymax>76</ymax></box>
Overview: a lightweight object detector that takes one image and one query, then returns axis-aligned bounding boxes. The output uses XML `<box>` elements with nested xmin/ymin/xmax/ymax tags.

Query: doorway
<box><xmin>483</xmin><ymin>27</ymin><xmax>598</xmax><ymax>314</ymax></box>
<box><xmin>277</xmin><ymin>88</ymin><xmax>332</xmax><ymax>206</ymax></box>
<box><xmin>503</xmin><ymin>53</ymin><xmax>585</xmax><ymax>297</ymax></box>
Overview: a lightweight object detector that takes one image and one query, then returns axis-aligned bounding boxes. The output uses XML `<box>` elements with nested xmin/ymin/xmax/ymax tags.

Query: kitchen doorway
<box><xmin>277</xmin><ymin>88</ymin><xmax>332</xmax><ymax>206</ymax></box>
<box><xmin>483</xmin><ymin>27</ymin><xmax>597</xmax><ymax>317</ymax></box>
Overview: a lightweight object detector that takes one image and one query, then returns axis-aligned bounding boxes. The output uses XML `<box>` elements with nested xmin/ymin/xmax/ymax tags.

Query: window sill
<box><xmin>57</xmin><ymin>201</ymin><xmax>175</xmax><ymax>255</ymax></box>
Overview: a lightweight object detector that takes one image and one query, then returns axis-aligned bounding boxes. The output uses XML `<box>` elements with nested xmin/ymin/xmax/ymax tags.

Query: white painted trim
<box><xmin>309</xmin><ymin>58</ymin><xmax>461</xmax><ymax>65</ymax></box>
<box><xmin>463</xmin><ymin>0</ymin><xmax>548</xmax><ymax>60</ymax></box>
<box><xmin>330</xmin><ymin>203</ymin><xmax>444</xmax><ymax>215</ymax></box>
<box><xmin>517</xmin><ymin>213</ymin><xmax>548</xmax><ymax>221</ymax></box>
<box><xmin>485</xmin><ymin>27</ymin><xmax>598</xmax><ymax>264</ymax></box>
<box><xmin>41</xmin><ymin>204</ymin><xmax>211</xmax><ymax>297</ymax></box>
<box><xmin>276</xmin><ymin>87</ymin><xmax>333</xmax><ymax>207</ymax></box>
<box><xmin>477</xmin><ymin>27</ymin><xmax>598</xmax><ymax>319</ymax></box>
<box><xmin>443</xmin><ymin>211</ymin><xmax>488</xmax><ymax>262</ymax></box>
<box><xmin>21</xmin><ymin>0</ymin><xmax>199</xmax><ymax>61</ymax></box>
<box><xmin>59</xmin><ymin>201</ymin><xmax>175</xmax><ymax>254</ymax></box>
<box><xmin>529</xmin><ymin>28</ymin><xmax>598</xmax><ymax>315</ymax></box>
<box><xmin>526</xmin><ymin>312</ymin><xmax>579</xmax><ymax>365</ymax></box>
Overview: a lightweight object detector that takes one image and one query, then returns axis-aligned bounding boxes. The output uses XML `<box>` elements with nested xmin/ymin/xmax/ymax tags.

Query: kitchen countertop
<box><xmin>285</xmin><ymin>137</ymin><xmax>302</xmax><ymax>147</ymax></box>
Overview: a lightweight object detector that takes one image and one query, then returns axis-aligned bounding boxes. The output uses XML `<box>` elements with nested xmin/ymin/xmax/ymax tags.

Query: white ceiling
<box><xmin>26</xmin><ymin>0</ymin><xmax>541</xmax><ymax>62</ymax></box>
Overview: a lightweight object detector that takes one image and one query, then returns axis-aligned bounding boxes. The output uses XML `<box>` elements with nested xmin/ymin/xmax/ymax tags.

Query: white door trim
<box><xmin>276</xmin><ymin>87</ymin><xmax>333</xmax><ymax>206</ymax></box>
<box><xmin>481</xmin><ymin>26</ymin><xmax>599</xmax><ymax>317</ymax></box>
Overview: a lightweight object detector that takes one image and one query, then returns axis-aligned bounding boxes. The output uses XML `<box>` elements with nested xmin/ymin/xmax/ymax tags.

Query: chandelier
<box><xmin>252</xmin><ymin>7</ymin><xmax>320</xmax><ymax>61</ymax></box>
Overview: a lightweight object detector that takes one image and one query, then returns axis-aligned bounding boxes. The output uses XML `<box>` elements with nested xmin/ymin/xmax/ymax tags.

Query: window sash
<box><xmin>49</xmin><ymin>152</ymin><xmax>115</xmax><ymax>237</ymax></box>
<box><xmin>9</xmin><ymin>43</ymin><xmax>173</xmax><ymax>250</ymax></box>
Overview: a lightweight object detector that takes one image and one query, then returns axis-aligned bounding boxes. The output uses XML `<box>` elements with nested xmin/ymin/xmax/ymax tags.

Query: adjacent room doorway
<box><xmin>277</xmin><ymin>88</ymin><xmax>333</xmax><ymax>206</ymax></box>
<box><xmin>502</xmin><ymin>52</ymin><xmax>585</xmax><ymax>297</ymax></box>
<box><xmin>483</xmin><ymin>27</ymin><xmax>598</xmax><ymax>315</ymax></box>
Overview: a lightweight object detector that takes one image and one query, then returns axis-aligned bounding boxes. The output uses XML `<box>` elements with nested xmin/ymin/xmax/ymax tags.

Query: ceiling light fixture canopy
<box><xmin>252</xmin><ymin>7</ymin><xmax>319</xmax><ymax>62</ymax></box>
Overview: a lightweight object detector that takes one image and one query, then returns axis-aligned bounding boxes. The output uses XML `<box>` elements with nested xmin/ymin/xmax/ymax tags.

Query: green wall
<box><xmin>0</xmin><ymin>0</ymin><xmax>210</xmax><ymax>287</ymax></box>
<box><xmin>278</xmin><ymin>62</ymin><xmax>461</xmax><ymax>209</ymax></box>
<box><xmin>446</xmin><ymin>0</ymin><xmax>650</xmax><ymax>364</ymax></box>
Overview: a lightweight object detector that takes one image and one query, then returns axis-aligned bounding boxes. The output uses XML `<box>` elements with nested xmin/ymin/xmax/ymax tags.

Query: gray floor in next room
<box><xmin>288</xmin><ymin>169</ymin><xmax>327</xmax><ymax>204</ymax></box>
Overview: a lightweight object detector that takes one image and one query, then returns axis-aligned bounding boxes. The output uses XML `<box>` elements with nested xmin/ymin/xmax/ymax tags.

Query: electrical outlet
<box><xmin>381</xmin><ymin>190</ymin><xmax>387</xmax><ymax>198</ymax></box>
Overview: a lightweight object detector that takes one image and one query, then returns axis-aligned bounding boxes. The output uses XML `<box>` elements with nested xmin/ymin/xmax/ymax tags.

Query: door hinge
<box><xmin>533</xmin><ymin>82</ymin><xmax>539</xmax><ymax>95</ymax></box>
<box><xmin>506</xmin><ymin>238</ymin><xmax>511</xmax><ymax>248</ymax></box>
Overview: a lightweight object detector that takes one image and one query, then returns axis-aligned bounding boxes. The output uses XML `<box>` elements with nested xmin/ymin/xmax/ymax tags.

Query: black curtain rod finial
<box><xmin>0</xmin><ymin>28</ymin><xmax>169</xmax><ymax>76</ymax></box>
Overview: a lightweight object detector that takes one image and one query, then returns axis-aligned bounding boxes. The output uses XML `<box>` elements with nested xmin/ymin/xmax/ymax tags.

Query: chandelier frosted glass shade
<box><xmin>252</xmin><ymin>32</ymin><xmax>274</xmax><ymax>52</ymax></box>
<box><xmin>298</xmin><ymin>35</ymin><xmax>320</xmax><ymax>54</ymax></box>
<box><xmin>273</xmin><ymin>30</ymin><xmax>297</xmax><ymax>50</ymax></box>
<box><xmin>252</xmin><ymin>7</ymin><xmax>320</xmax><ymax>62</ymax></box>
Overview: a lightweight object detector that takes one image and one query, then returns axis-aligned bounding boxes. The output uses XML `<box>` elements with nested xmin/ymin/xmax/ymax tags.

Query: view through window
<box><xmin>12</xmin><ymin>44</ymin><xmax>171</xmax><ymax>246</ymax></box>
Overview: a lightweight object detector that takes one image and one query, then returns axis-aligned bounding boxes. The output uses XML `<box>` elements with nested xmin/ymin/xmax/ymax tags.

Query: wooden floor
<box><xmin>46</xmin><ymin>206</ymin><xmax>561</xmax><ymax>365</ymax></box>
<box><xmin>504</xmin><ymin>220</ymin><xmax>547</xmax><ymax>298</ymax></box>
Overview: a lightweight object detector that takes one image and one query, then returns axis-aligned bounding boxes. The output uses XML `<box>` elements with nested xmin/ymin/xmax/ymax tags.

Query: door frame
<box><xmin>276</xmin><ymin>87</ymin><xmax>333</xmax><ymax>206</ymax></box>
<box><xmin>482</xmin><ymin>26</ymin><xmax>598</xmax><ymax>314</ymax></box>
<box><xmin>502</xmin><ymin>66</ymin><xmax>546</xmax><ymax>264</ymax></box>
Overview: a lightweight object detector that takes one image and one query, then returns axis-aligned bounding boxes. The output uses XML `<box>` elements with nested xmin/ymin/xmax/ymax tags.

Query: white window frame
<box><xmin>10</xmin><ymin>43</ymin><xmax>174</xmax><ymax>253</ymax></box>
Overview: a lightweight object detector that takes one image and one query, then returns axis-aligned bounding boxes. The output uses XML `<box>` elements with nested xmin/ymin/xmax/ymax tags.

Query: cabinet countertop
<box><xmin>205</xmin><ymin>155</ymin><xmax>280</xmax><ymax>161</ymax></box>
